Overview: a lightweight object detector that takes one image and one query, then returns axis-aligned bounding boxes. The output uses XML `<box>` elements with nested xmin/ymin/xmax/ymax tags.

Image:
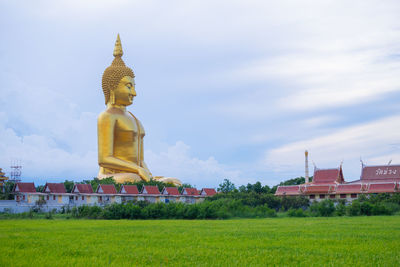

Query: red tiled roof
<box><xmin>313</xmin><ymin>168</ymin><xmax>344</xmax><ymax>184</ymax></box>
<box><xmin>13</xmin><ymin>182</ymin><xmax>36</xmax><ymax>193</ymax></box>
<box><xmin>96</xmin><ymin>184</ymin><xmax>117</xmax><ymax>194</ymax></box>
<box><xmin>142</xmin><ymin>185</ymin><xmax>160</xmax><ymax>195</ymax></box>
<box><xmin>304</xmin><ymin>185</ymin><xmax>333</xmax><ymax>194</ymax></box>
<box><xmin>201</xmin><ymin>188</ymin><xmax>217</xmax><ymax>196</ymax></box>
<box><xmin>162</xmin><ymin>187</ymin><xmax>180</xmax><ymax>196</ymax></box>
<box><xmin>43</xmin><ymin>183</ymin><xmax>66</xmax><ymax>193</ymax></box>
<box><xmin>336</xmin><ymin>184</ymin><xmax>363</xmax><ymax>194</ymax></box>
<box><xmin>361</xmin><ymin>165</ymin><xmax>400</xmax><ymax>181</ymax></box>
<box><xmin>73</xmin><ymin>184</ymin><xmax>93</xmax><ymax>194</ymax></box>
<box><xmin>275</xmin><ymin>186</ymin><xmax>300</xmax><ymax>196</ymax></box>
<box><xmin>183</xmin><ymin>188</ymin><xmax>199</xmax><ymax>195</ymax></box>
<box><xmin>119</xmin><ymin>185</ymin><xmax>139</xmax><ymax>194</ymax></box>
<box><xmin>367</xmin><ymin>183</ymin><xmax>396</xmax><ymax>193</ymax></box>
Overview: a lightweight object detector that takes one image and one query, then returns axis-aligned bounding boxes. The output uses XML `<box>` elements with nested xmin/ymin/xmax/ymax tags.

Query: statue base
<box><xmin>97</xmin><ymin>169</ymin><xmax>182</xmax><ymax>186</ymax></box>
<box><xmin>97</xmin><ymin>171</ymin><xmax>143</xmax><ymax>184</ymax></box>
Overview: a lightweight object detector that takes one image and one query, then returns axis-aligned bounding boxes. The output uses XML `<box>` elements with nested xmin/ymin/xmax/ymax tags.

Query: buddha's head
<box><xmin>102</xmin><ymin>34</ymin><xmax>136</xmax><ymax>106</ymax></box>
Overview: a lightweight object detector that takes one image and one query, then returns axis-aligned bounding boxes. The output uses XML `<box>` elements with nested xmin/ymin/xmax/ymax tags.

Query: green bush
<box><xmin>360</xmin><ymin>202</ymin><xmax>373</xmax><ymax>216</ymax></box>
<box><xmin>287</xmin><ymin>208</ymin><xmax>307</xmax><ymax>217</ymax></box>
<box><xmin>335</xmin><ymin>202</ymin><xmax>346</xmax><ymax>216</ymax></box>
<box><xmin>371</xmin><ymin>203</ymin><xmax>392</xmax><ymax>215</ymax></box>
<box><xmin>347</xmin><ymin>200</ymin><xmax>361</xmax><ymax>216</ymax></box>
<box><xmin>309</xmin><ymin>200</ymin><xmax>335</xmax><ymax>217</ymax></box>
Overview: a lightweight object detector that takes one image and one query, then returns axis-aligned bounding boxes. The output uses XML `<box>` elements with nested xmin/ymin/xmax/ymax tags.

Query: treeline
<box><xmin>65</xmin><ymin>178</ymin><xmax>312</xmax><ymax>220</ymax></box>
<box><xmin>209</xmin><ymin>191</ymin><xmax>309</xmax><ymax>211</ymax></box>
<box><xmin>65</xmin><ymin>192</ymin><xmax>400</xmax><ymax>220</ymax></box>
<box><xmin>217</xmin><ymin>177</ymin><xmax>312</xmax><ymax>194</ymax></box>
<box><xmin>68</xmin><ymin>199</ymin><xmax>277</xmax><ymax>220</ymax></box>
<box><xmin>287</xmin><ymin>193</ymin><xmax>400</xmax><ymax>217</ymax></box>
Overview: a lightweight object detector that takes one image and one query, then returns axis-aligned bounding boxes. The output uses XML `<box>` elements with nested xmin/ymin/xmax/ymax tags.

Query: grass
<box><xmin>1</xmin><ymin>217</ymin><xmax>400</xmax><ymax>266</ymax></box>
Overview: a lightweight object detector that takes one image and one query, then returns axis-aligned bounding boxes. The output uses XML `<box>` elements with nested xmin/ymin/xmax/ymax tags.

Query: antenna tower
<box><xmin>10</xmin><ymin>160</ymin><xmax>22</xmax><ymax>183</ymax></box>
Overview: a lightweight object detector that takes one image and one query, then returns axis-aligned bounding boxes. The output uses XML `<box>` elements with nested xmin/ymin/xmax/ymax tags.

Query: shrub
<box><xmin>281</xmin><ymin>196</ymin><xmax>309</xmax><ymax>211</ymax></box>
<box><xmin>371</xmin><ymin>203</ymin><xmax>392</xmax><ymax>215</ymax></box>
<box><xmin>309</xmin><ymin>200</ymin><xmax>335</xmax><ymax>217</ymax></box>
<box><xmin>287</xmin><ymin>208</ymin><xmax>307</xmax><ymax>217</ymax></box>
<box><xmin>45</xmin><ymin>212</ymin><xmax>53</xmax><ymax>220</ymax></box>
<box><xmin>347</xmin><ymin>200</ymin><xmax>361</xmax><ymax>216</ymax></box>
<box><xmin>360</xmin><ymin>202</ymin><xmax>373</xmax><ymax>216</ymax></box>
<box><xmin>335</xmin><ymin>203</ymin><xmax>346</xmax><ymax>216</ymax></box>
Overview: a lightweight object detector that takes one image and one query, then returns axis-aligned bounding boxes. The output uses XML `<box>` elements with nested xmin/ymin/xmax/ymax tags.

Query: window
<box><xmin>309</xmin><ymin>195</ymin><xmax>315</xmax><ymax>199</ymax></box>
<box><xmin>351</xmin><ymin>194</ymin><xmax>357</xmax><ymax>198</ymax></box>
<box><xmin>319</xmin><ymin>194</ymin><xmax>325</xmax><ymax>199</ymax></box>
<box><xmin>53</xmin><ymin>195</ymin><xmax>56</xmax><ymax>200</ymax></box>
<box><xmin>47</xmin><ymin>195</ymin><xmax>49</xmax><ymax>200</ymax></box>
<box><xmin>99</xmin><ymin>196</ymin><xmax>102</xmax><ymax>201</ymax></box>
<box><xmin>340</xmin><ymin>194</ymin><xmax>346</xmax><ymax>199</ymax></box>
<box><xmin>82</xmin><ymin>196</ymin><xmax>84</xmax><ymax>200</ymax></box>
<box><xmin>330</xmin><ymin>195</ymin><xmax>336</xmax><ymax>199</ymax></box>
<box><xmin>23</xmin><ymin>195</ymin><xmax>25</xmax><ymax>200</ymax></box>
<box><xmin>75</xmin><ymin>196</ymin><xmax>78</xmax><ymax>200</ymax></box>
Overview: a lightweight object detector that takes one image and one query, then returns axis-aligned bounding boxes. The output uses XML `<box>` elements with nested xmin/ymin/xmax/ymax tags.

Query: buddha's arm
<box><xmin>98</xmin><ymin>113</ymin><xmax>150</xmax><ymax>181</ymax></box>
<box><xmin>139</xmin><ymin>126</ymin><xmax>152</xmax><ymax>176</ymax></box>
<box><xmin>132</xmin><ymin>114</ymin><xmax>153</xmax><ymax>177</ymax></box>
<box><xmin>141</xmin><ymin>161</ymin><xmax>152</xmax><ymax>176</ymax></box>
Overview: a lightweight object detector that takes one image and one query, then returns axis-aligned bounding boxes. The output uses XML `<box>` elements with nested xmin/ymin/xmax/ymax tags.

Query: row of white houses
<box><xmin>0</xmin><ymin>182</ymin><xmax>217</xmax><ymax>213</ymax></box>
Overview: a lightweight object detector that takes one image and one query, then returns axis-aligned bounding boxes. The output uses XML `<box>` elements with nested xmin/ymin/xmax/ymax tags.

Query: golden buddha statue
<box><xmin>97</xmin><ymin>34</ymin><xmax>181</xmax><ymax>185</ymax></box>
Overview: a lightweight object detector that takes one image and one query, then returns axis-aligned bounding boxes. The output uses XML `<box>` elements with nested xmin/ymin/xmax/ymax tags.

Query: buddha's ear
<box><xmin>110</xmin><ymin>89</ymin><xmax>115</xmax><ymax>105</ymax></box>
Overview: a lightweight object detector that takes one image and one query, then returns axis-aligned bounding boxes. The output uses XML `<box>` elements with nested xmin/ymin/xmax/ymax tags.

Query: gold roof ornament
<box><xmin>101</xmin><ymin>34</ymin><xmax>134</xmax><ymax>104</ymax></box>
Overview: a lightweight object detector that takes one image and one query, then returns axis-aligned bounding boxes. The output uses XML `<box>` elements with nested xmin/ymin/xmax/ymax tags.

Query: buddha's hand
<box><xmin>138</xmin><ymin>167</ymin><xmax>152</xmax><ymax>182</ymax></box>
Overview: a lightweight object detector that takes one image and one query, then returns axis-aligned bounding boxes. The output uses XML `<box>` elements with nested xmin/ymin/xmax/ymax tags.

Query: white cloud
<box><xmin>146</xmin><ymin>141</ymin><xmax>241</xmax><ymax>187</ymax></box>
<box><xmin>263</xmin><ymin>115</ymin><xmax>400</xmax><ymax>180</ymax></box>
<box><xmin>0</xmin><ymin>112</ymin><xmax>97</xmax><ymax>180</ymax></box>
<box><xmin>212</xmin><ymin>1</ymin><xmax>400</xmax><ymax>119</ymax></box>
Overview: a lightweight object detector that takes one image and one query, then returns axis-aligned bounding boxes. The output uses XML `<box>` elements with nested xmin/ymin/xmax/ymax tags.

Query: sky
<box><xmin>0</xmin><ymin>0</ymin><xmax>400</xmax><ymax>188</ymax></box>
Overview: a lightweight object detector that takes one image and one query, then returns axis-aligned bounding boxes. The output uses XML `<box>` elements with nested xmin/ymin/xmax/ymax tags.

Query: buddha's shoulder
<box><xmin>98</xmin><ymin>109</ymin><xmax>124</xmax><ymax>121</ymax></box>
<box><xmin>98</xmin><ymin>110</ymin><xmax>113</xmax><ymax>120</ymax></box>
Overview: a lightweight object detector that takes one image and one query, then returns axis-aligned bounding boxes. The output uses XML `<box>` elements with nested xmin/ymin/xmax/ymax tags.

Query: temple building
<box><xmin>276</xmin><ymin>163</ymin><xmax>400</xmax><ymax>201</ymax></box>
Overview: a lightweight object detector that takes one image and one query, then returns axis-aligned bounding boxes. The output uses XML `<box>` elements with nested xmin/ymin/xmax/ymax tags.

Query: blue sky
<box><xmin>0</xmin><ymin>0</ymin><xmax>400</xmax><ymax>187</ymax></box>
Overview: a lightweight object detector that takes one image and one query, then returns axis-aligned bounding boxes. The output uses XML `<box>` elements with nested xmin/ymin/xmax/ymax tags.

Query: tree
<box><xmin>217</xmin><ymin>179</ymin><xmax>236</xmax><ymax>193</ymax></box>
<box><xmin>238</xmin><ymin>185</ymin><xmax>246</xmax><ymax>193</ymax></box>
<box><xmin>63</xmin><ymin>180</ymin><xmax>74</xmax><ymax>193</ymax></box>
<box><xmin>36</xmin><ymin>185</ymin><xmax>45</xmax><ymax>193</ymax></box>
<box><xmin>253</xmin><ymin>182</ymin><xmax>263</xmax><ymax>194</ymax></box>
<box><xmin>0</xmin><ymin>181</ymin><xmax>15</xmax><ymax>200</ymax></box>
<box><xmin>279</xmin><ymin>176</ymin><xmax>312</xmax><ymax>186</ymax></box>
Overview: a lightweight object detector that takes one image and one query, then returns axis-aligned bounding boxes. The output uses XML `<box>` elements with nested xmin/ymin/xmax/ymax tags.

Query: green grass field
<box><xmin>1</xmin><ymin>217</ymin><xmax>400</xmax><ymax>266</ymax></box>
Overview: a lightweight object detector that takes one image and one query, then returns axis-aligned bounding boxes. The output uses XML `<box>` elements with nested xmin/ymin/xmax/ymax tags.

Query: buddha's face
<box><xmin>113</xmin><ymin>76</ymin><xmax>136</xmax><ymax>106</ymax></box>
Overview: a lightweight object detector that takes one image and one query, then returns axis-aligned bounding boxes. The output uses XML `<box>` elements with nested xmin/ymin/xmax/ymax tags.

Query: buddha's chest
<box><xmin>114</xmin><ymin>115</ymin><xmax>144</xmax><ymax>142</ymax></box>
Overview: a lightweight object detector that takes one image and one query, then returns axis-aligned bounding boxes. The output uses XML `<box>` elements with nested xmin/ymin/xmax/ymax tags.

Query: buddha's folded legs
<box><xmin>153</xmin><ymin>176</ymin><xmax>182</xmax><ymax>186</ymax></box>
<box><xmin>97</xmin><ymin>170</ymin><xmax>143</xmax><ymax>184</ymax></box>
